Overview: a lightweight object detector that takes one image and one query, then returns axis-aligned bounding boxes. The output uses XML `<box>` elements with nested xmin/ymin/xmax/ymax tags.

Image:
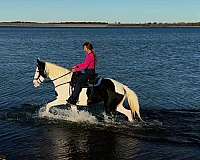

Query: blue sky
<box><xmin>0</xmin><ymin>0</ymin><xmax>200</xmax><ymax>23</ymax></box>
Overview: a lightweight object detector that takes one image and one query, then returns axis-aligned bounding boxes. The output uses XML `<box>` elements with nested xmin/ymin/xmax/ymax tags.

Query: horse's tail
<box><xmin>123</xmin><ymin>85</ymin><xmax>143</xmax><ymax>121</ymax></box>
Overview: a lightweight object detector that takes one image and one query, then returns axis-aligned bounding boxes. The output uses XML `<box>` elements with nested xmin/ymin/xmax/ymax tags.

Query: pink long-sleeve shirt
<box><xmin>74</xmin><ymin>52</ymin><xmax>96</xmax><ymax>72</ymax></box>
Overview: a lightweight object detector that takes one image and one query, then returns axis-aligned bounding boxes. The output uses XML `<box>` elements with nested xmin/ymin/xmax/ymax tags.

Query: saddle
<box><xmin>87</xmin><ymin>73</ymin><xmax>99</xmax><ymax>85</ymax></box>
<box><xmin>70</xmin><ymin>72</ymin><xmax>100</xmax><ymax>88</ymax></box>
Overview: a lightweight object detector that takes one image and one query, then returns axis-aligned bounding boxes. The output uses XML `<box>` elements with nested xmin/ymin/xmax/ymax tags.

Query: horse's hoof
<box><xmin>71</xmin><ymin>105</ymin><xmax>78</xmax><ymax>112</ymax></box>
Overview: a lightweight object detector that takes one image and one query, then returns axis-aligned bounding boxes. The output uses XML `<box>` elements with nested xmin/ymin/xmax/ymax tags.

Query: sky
<box><xmin>0</xmin><ymin>0</ymin><xmax>200</xmax><ymax>23</ymax></box>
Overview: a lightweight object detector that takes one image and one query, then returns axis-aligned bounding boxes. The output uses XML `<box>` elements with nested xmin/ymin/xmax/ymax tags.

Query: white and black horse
<box><xmin>33</xmin><ymin>59</ymin><xmax>142</xmax><ymax>122</ymax></box>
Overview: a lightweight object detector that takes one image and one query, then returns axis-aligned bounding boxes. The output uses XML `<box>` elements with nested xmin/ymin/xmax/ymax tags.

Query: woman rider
<box><xmin>67</xmin><ymin>42</ymin><xmax>97</xmax><ymax>105</ymax></box>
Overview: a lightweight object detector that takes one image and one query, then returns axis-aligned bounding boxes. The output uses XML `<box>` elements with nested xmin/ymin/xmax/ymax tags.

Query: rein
<box><xmin>50</xmin><ymin>71</ymin><xmax>72</xmax><ymax>82</ymax></box>
<box><xmin>48</xmin><ymin>71</ymin><xmax>73</xmax><ymax>99</ymax></box>
<box><xmin>50</xmin><ymin>71</ymin><xmax>73</xmax><ymax>96</ymax></box>
<box><xmin>45</xmin><ymin>70</ymin><xmax>73</xmax><ymax>96</ymax></box>
<box><xmin>49</xmin><ymin>71</ymin><xmax>72</xmax><ymax>89</ymax></box>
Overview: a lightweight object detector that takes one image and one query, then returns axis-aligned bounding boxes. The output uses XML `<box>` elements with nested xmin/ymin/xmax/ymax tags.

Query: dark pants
<box><xmin>68</xmin><ymin>69</ymin><xmax>95</xmax><ymax>105</ymax></box>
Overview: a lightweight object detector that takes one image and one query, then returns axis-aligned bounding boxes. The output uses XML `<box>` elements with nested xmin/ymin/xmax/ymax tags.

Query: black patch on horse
<box><xmin>87</xmin><ymin>78</ymin><xmax>124</xmax><ymax>114</ymax></box>
<box><xmin>37</xmin><ymin>59</ymin><xmax>47</xmax><ymax>78</ymax></box>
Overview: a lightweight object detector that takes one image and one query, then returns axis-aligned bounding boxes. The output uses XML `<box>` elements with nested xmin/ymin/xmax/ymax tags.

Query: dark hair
<box><xmin>83</xmin><ymin>42</ymin><xmax>97</xmax><ymax>63</ymax></box>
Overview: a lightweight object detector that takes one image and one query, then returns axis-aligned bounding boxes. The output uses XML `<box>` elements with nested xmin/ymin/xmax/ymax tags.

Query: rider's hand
<box><xmin>72</xmin><ymin>68</ymin><xmax>76</xmax><ymax>72</ymax></box>
<box><xmin>72</xmin><ymin>65</ymin><xmax>79</xmax><ymax>72</ymax></box>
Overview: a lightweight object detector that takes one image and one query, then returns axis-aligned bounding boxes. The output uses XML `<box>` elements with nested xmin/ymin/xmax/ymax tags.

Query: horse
<box><xmin>33</xmin><ymin>59</ymin><xmax>142</xmax><ymax>122</ymax></box>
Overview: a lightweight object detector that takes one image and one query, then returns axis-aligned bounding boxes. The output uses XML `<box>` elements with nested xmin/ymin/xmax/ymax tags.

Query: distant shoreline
<box><xmin>0</xmin><ymin>22</ymin><xmax>200</xmax><ymax>28</ymax></box>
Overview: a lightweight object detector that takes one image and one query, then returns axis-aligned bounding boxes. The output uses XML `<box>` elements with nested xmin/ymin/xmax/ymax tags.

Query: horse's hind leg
<box><xmin>103</xmin><ymin>91</ymin><xmax>132</xmax><ymax>122</ymax></box>
<box><xmin>116</xmin><ymin>95</ymin><xmax>133</xmax><ymax>122</ymax></box>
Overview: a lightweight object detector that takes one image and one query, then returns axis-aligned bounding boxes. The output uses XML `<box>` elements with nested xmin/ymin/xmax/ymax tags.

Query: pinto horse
<box><xmin>33</xmin><ymin>59</ymin><xmax>142</xmax><ymax>122</ymax></box>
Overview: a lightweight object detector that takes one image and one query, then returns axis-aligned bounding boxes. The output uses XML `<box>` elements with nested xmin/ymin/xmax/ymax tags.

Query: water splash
<box><xmin>102</xmin><ymin>112</ymin><xmax>116</xmax><ymax>123</ymax></box>
<box><xmin>38</xmin><ymin>105</ymin><xmax>97</xmax><ymax>123</ymax></box>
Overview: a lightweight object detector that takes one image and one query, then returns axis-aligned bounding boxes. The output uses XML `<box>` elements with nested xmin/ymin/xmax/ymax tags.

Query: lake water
<box><xmin>0</xmin><ymin>27</ymin><xmax>200</xmax><ymax>159</ymax></box>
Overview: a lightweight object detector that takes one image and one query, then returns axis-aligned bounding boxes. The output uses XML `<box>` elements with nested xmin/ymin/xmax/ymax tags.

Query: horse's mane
<box><xmin>45</xmin><ymin>62</ymin><xmax>71</xmax><ymax>79</ymax></box>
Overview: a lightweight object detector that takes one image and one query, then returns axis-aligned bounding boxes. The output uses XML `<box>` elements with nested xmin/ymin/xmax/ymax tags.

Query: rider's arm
<box><xmin>74</xmin><ymin>54</ymin><xmax>94</xmax><ymax>72</ymax></box>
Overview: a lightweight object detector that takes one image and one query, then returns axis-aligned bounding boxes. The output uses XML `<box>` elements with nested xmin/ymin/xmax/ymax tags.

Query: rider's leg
<box><xmin>67</xmin><ymin>73</ymin><xmax>87</xmax><ymax>105</ymax></box>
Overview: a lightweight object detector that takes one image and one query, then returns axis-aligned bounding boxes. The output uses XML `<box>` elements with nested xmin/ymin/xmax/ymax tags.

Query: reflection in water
<box><xmin>0</xmin><ymin>108</ymin><xmax>200</xmax><ymax>159</ymax></box>
<box><xmin>39</xmin><ymin>125</ymin><xmax>142</xmax><ymax>160</ymax></box>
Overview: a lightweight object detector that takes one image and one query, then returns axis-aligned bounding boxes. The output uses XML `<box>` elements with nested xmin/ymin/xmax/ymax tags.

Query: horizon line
<box><xmin>1</xmin><ymin>21</ymin><xmax>200</xmax><ymax>24</ymax></box>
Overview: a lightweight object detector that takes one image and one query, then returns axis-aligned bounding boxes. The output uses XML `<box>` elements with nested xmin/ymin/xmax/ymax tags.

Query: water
<box><xmin>0</xmin><ymin>27</ymin><xmax>200</xmax><ymax>159</ymax></box>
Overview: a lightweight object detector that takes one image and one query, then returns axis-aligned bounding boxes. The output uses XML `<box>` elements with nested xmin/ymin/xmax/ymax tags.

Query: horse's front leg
<box><xmin>45</xmin><ymin>99</ymin><xmax>66</xmax><ymax>113</ymax></box>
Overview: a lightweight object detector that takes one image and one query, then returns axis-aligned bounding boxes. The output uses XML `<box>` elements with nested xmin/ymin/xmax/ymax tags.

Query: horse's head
<box><xmin>33</xmin><ymin>58</ymin><xmax>47</xmax><ymax>87</ymax></box>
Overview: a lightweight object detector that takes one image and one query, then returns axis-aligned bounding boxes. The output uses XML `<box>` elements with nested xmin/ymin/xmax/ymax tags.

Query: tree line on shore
<box><xmin>0</xmin><ymin>21</ymin><xmax>200</xmax><ymax>26</ymax></box>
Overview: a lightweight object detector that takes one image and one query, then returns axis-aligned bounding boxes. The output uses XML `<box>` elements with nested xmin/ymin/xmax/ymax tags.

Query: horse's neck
<box><xmin>46</xmin><ymin>62</ymin><xmax>71</xmax><ymax>80</ymax></box>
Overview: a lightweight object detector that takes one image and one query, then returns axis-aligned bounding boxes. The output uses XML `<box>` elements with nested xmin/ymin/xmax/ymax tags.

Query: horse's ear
<box><xmin>37</xmin><ymin>58</ymin><xmax>40</xmax><ymax>64</ymax></box>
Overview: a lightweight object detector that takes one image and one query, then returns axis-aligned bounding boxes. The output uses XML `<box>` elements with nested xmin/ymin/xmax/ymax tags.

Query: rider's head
<box><xmin>83</xmin><ymin>42</ymin><xmax>97</xmax><ymax>62</ymax></box>
<box><xmin>83</xmin><ymin>42</ymin><xmax>93</xmax><ymax>54</ymax></box>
